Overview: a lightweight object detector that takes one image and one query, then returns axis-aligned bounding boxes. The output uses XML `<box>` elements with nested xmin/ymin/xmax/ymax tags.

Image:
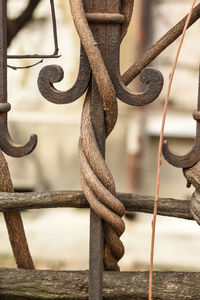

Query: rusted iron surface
<box><xmin>2</xmin><ymin>0</ymin><xmax>200</xmax><ymax>299</ymax></box>
<box><xmin>0</xmin><ymin>149</ymin><xmax>34</xmax><ymax>269</ymax></box>
<box><xmin>38</xmin><ymin>0</ymin><xmax>163</xmax><ymax>298</ymax></box>
<box><xmin>0</xmin><ymin>0</ymin><xmax>37</xmax><ymax>157</ymax></box>
<box><xmin>163</xmin><ymin>67</ymin><xmax>200</xmax><ymax>168</ymax></box>
<box><xmin>0</xmin><ymin>0</ymin><xmax>35</xmax><ymax>269</ymax></box>
<box><xmin>85</xmin><ymin>12</ymin><xmax>125</xmax><ymax>24</ymax></box>
<box><xmin>38</xmin><ymin>47</ymin><xmax>90</xmax><ymax>104</ymax></box>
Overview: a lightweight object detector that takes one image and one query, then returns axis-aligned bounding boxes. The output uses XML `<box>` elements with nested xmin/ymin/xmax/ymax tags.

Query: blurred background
<box><xmin>1</xmin><ymin>0</ymin><xmax>200</xmax><ymax>272</ymax></box>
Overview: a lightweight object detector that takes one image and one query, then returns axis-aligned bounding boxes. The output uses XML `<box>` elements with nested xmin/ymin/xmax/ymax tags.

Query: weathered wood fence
<box><xmin>0</xmin><ymin>190</ymin><xmax>198</xmax><ymax>299</ymax></box>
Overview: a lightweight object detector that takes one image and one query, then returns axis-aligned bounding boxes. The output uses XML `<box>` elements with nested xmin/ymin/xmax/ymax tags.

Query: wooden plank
<box><xmin>0</xmin><ymin>268</ymin><xmax>199</xmax><ymax>299</ymax></box>
<box><xmin>0</xmin><ymin>191</ymin><xmax>193</xmax><ymax>220</ymax></box>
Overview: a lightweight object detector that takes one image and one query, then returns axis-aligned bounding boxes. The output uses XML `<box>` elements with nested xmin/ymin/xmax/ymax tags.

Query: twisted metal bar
<box><xmin>38</xmin><ymin>0</ymin><xmax>162</xmax><ymax>275</ymax></box>
<box><xmin>70</xmin><ymin>0</ymin><xmax>118</xmax><ymax>136</ymax></box>
<box><xmin>79</xmin><ymin>91</ymin><xmax>125</xmax><ymax>270</ymax></box>
<box><xmin>70</xmin><ymin>0</ymin><xmax>133</xmax><ymax>270</ymax></box>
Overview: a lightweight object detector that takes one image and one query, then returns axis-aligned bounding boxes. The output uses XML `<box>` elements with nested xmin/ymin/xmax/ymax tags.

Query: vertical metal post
<box><xmin>85</xmin><ymin>1</ymin><xmax>122</xmax><ymax>298</ymax></box>
<box><xmin>89</xmin><ymin>82</ymin><xmax>105</xmax><ymax>300</ymax></box>
<box><xmin>0</xmin><ymin>0</ymin><xmax>7</xmax><ymax>104</ymax></box>
<box><xmin>85</xmin><ymin>0</ymin><xmax>106</xmax><ymax>297</ymax></box>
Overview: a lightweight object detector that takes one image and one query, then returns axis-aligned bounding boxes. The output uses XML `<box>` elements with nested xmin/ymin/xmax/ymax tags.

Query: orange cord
<box><xmin>148</xmin><ymin>1</ymin><xmax>197</xmax><ymax>299</ymax></box>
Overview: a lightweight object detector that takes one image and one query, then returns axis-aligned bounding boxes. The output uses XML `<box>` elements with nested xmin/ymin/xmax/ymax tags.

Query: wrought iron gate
<box><xmin>1</xmin><ymin>0</ymin><xmax>200</xmax><ymax>299</ymax></box>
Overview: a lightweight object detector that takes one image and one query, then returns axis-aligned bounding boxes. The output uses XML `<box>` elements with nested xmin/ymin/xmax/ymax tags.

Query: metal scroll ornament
<box><xmin>38</xmin><ymin>0</ymin><xmax>163</xmax><ymax>299</ymax></box>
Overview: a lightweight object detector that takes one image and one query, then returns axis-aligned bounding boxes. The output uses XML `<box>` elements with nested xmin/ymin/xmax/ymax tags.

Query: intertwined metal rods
<box><xmin>38</xmin><ymin>0</ymin><xmax>163</xmax><ymax>298</ymax></box>
<box><xmin>1</xmin><ymin>0</ymin><xmax>200</xmax><ymax>299</ymax></box>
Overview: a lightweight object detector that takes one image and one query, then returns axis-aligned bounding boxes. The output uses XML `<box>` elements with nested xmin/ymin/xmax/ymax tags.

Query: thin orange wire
<box><xmin>149</xmin><ymin>1</ymin><xmax>197</xmax><ymax>299</ymax></box>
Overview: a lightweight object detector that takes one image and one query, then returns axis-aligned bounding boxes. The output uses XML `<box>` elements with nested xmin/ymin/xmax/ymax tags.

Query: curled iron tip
<box><xmin>115</xmin><ymin>67</ymin><xmax>164</xmax><ymax>106</ymax></box>
<box><xmin>0</xmin><ymin>103</ymin><xmax>38</xmax><ymax>157</ymax></box>
<box><xmin>38</xmin><ymin>46</ymin><xmax>91</xmax><ymax>104</ymax></box>
<box><xmin>0</xmin><ymin>131</ymin><xmax>38</xmax><ymax>157</ymax></box>
<box><xmin>163</xmin><ymin>66</ymin><xmax>200</xmax><ymax>169</ymax></box>
<box><xmin>162</xmin><ymin>139</ymin><xmax>200</xmax><ymax>168</ymax></box>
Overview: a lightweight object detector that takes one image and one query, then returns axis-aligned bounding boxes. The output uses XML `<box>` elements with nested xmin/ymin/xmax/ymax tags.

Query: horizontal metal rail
<box><xmin>0</xmin><ymin>191</ymin><xmax>192</xmax><ymax>220</ymax></box>
<box><xmin>7</xmin><ymin>54</ymin><xmax>60</xmax><ymax>59</ymax></box>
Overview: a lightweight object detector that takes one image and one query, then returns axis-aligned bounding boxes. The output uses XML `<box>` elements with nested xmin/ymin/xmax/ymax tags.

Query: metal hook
<box><xmin>38</xmin><ymin>46</ymin><xmax>91</xmax><ymax>104</ymax></box>
<box><xmin>114</xmin><ymin>67</ymin><xmax>164</xmax><ymax>106</ymax></box>
<box><xmin>105</xmin><ymin>27</ymin><xmax>164</xmax><ymax>106</ymax></box>
<box><xmin>162</xmin><ymin>67</ymin><xmax>200</xmax><ymax>168</ymax></box>
<box><xmin>0</xmin><ymin>103</ymin><xmax>37</xmax><ymax>157</ymax></box>
<box><xmin>0</xmin><ymin>0</ymin><xmax>37</xmax><ymax>157</ymax></box>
